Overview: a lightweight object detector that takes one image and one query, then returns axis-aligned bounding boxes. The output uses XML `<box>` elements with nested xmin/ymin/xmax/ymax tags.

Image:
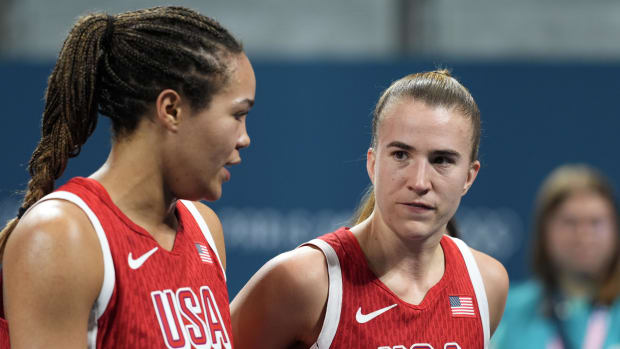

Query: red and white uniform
<box><xmin>1</xmin><ymin>177</ymin><xmax>233</xmax><ymax>348</ymax></box>
<box><xmin>305</xmin><ymin>227</ymin><xmax>490</xmax><ymax>349</ymax></box>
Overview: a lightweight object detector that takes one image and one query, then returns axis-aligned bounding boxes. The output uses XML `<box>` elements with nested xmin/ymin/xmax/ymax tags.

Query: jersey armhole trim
<box><xmin>36</xmin><ymin>191</ymin><xmax>115</xmax><ymax>349</ymax></box>
<box><xmin>180</xmin><ymin>200</ymin><xmax>226</xmax><ymax>280</ymax></box>
<box><xmin>302</xmin><ymin>239</ymin><xmax>342</xmax><ymax>349</ymax></box>
<box><xmin>39</xmin><ymin>191</ymin><xmax>115</xmax><ymax>318</ymax></box>
<box><xmin>450</xmin><ymin>236</ymin><xmax>490</xmax><ymax>348</ymax></box>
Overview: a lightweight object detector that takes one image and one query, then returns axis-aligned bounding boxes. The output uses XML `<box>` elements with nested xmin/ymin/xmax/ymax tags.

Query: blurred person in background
<box><xmin>0</xmin><ymin>6</ymin><xmax>255</xmax><ymax>348</ymax></box>
<box><xmin>230</xmin><ymin>70</ymin><xmax>508</xmax><ymax>348</ymax></box>
<box><xmin>492</xmin><ymin>164</ymin><xmax>620</xmax><ymax>348</ymax></box>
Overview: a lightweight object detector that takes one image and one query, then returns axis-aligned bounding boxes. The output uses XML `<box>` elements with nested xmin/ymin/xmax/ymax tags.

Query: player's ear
<box><xmin>155</xmin><ymin>89</ymin><xmax>185</xmax><ymax>132</ymax></box>
<box><xmin>367</xmin><ymin>148</ymin><xmax>376</xmax><ymax>185</ymax></box>
<box><xmin>462</xmin><ymin>160</ymin><xmax>480</xmax><ymax>195</ymax></box>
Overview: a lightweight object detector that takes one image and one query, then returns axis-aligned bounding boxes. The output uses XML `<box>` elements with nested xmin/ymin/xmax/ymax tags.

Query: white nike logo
<box><xmin>128</xmin><ymin>247</ymin><xmax>159</xmax><ymax>270</ymax></box>
<box><xmin>355</xmin><ymin>304</ymin><xmax>398</xmax><ymax>323</ymax></box>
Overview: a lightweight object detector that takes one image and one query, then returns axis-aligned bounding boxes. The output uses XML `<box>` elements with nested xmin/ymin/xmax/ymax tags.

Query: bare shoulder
<box><xmin>186</xmin><ymin>200</ymin><xmax>226</xmax><ymax>268</ymax></box>
<box><xmin>5</xmin><ymin>199</ymin><xmax>102</xmax><ymax>270</ymax></box>
<box><xmin>470</xmin><ymin>249</ymin><xmax>509</xmax><ymax>290</ymax></box>
<box><xmin>231</xmin><ymin>245</ymin><xmax>329</xmax><ymax>349</ymax></box>
<box><xmin>242</xmin><ymin>245</ymin><xmax>328</xmax><ymax>303</ymax></box>
<box><xmin>3</xmin><ymin>199</ymin><xmax>103</xmax><ymax>347</ymax></box>
<box><xmin>189</xmin><ymin>200</ymin><xmax>220</xmax><ymax>226</ymax></box>
<box><xmin>470</xmin><ymin>248</ymin><xmax>509</xmax><ymax>335</ymax></box>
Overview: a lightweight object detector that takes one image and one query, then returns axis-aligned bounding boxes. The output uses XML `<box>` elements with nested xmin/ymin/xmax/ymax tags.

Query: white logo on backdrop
<box><xmin>218</xmin><ymin>207</ymin><xmax>351</xmax><ymax>251</ymax></box>
<box><xmin>218</xmin><ymin>206</ymin><xmax>524</xmax><ymax>260</ymax></box>
<box><xmin>456</xmin><ymin>207</ymin><xmax>524</xmax><ymax>260</ymax></box>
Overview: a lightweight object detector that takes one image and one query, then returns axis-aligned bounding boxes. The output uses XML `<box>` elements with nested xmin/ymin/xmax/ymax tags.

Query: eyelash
<box><xmin>391</xmin><ymin>151</ymin><xmax>456</xmax><ymax>167</ymax></box>
<box><xmin>432</xmin><ymin>156</ymin><xmax>455</xmax><ymax>165</ymax></box>
<box><xmin>233</xmin><ymin>111</ymin><xmax>248</xmax><ymax>120</ymax></box>
<box><xmin>392</xmin><ymin>151</ymin><xmax>409</xmax><ymax>161</ymax></box>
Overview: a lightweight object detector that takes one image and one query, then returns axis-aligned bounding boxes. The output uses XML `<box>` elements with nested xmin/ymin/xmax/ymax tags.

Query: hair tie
<box><xmin>17</xmin><ymin>206</ymin><xmax>27</xmax><ymax>219</ymax></box>
<box><xmin>101</xmin><ymin>15</ymin><xmax>116</xmax><ymax>51</ymax></box>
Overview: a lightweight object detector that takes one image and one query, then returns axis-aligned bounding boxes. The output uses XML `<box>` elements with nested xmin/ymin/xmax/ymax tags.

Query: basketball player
<box><xmin>0</xmin><ymin>6</ymin><xmax>255</xmax><ymax>348</ymax></box>
<box><xmin>231</xmin><ymin>70</ymin><xmax>508</xmax><ymax>348</ymax></box>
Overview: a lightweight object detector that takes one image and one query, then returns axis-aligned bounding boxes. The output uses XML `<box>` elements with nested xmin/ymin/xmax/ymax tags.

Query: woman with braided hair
<box><xmin>231</xmin><ymin>70</ymin><xmax>508</xmax><ymax>348</ymax></box>
<box><xmin>0</xmin><ymin>6</ymin><xmax>255</xmax><ymax>348</ymax></box>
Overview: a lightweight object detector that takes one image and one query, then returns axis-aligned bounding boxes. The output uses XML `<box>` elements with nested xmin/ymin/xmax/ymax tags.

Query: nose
<box><xmin>237</xmin><ymin>120</ymin><xmax>251</xmax><ymax>149</ymax></box>
<box><xmin>407</xmin><ymin>159</ymin><xmax>431</xmax><ymax>195</ymax></box>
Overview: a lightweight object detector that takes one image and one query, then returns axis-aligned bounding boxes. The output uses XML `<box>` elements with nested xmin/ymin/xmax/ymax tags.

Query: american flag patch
<box><xmin>195</xmin><ymin>243</ymin><xmax>213</xmax><ymax>264</ymax></box>
<box><xmin>449</xmin><ymin>296</ymin><xmax>475</xmax><ymax>317</ymax></box>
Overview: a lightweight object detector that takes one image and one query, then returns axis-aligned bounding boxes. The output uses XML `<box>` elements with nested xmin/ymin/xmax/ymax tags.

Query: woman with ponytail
<box><xmin>0</xmin><ymin>6</ymin><xmax>255</xmax><ymax>348</ymax></box>
<box><xmin>231</xmin><ymin>70</ymin><xmax>508</xmax><ymax>348</ymax></box>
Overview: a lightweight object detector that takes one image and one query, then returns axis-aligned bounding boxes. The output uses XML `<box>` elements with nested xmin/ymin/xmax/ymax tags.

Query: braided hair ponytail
<box><xmin>0</xmin><ymin>7</ymin><xmax>243</xmax><ymax>257</ymax></box>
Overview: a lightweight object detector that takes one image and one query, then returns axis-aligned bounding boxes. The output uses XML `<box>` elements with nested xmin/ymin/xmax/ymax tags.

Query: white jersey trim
<box><xmin>180</xmin><ymin>200</ymin><xmax>226</xmax><ymax>280</ymax></box>
<box><xmin>303</xmin><ymin>238</ymin><xmax>342</xmax><ymax>349</ymax></box>
<box><xmin>35</xmin><ymin>191</ymin><xmax>115</xmax><ymax>349</ymax></box>
<box><xmin>449</xmin><ymin>236</ymin><xmax>490</xmax><ymax>348</ymax></box>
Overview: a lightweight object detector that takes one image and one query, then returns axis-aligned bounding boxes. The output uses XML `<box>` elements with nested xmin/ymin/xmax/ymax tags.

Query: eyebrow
<box><xmin>236</xmin><ymin>98</ymin><xmax>254</xmax><ymax>108</ymax></box>
<box><xmin>386</xmin><ymin>141</ymin><xmax>462</xmax><ymax>159</ymax></box>
<box><xmin>386</xmin><ymin>141</ymin><xmax>413</xmax><ymax>151</ymax></box>
<box><xmin>433</xmin><ymin>150</ymin><xmax>461</xmax><ymax>159</ymax></box>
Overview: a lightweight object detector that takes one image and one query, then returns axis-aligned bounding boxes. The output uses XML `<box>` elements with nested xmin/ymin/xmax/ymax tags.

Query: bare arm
<box><xmin>2</xmin><ymin>200</ymin><xmax>103</xmax><ymax>349</ymax></box>
<box><xmin>192</xmin><ymin>201</ymin><xmax>227</xmax><ymax>270</ymax></box>
<box><xmin>472</xmin><ymin>249</ymin><xmax>509</xmax><ymax>336</ymax></box>
<box><xmin>231</xmin><ymin>246</ymin><xmax>328</xmax><ymax>349</ymax></box>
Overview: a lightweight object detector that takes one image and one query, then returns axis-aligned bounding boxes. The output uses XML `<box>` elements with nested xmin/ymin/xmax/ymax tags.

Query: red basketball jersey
<box><xmin>1</xmin><ymin>177</ymin><xmax>234</xmax><ymax>348</ymax></box>
<box><xmin>305</xmin><ymin>227</ymin><xmax>490</xmax><ymax>349</ymax></box>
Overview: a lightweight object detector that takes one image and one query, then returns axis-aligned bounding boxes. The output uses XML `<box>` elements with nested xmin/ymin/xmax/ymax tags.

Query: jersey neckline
<box><xmin>69</xmin><ymin>176</ymin><xmax>186</xmax><ymax>255</ymax></box>
<box><xmin>340</xmin><ymin>227</ymin><xmax>451</xmax><ymax>311</ymax></box>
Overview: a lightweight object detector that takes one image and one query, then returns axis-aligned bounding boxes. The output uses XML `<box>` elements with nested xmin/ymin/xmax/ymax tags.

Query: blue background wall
<box><xmin>2</xmin><ymin>59</ymin><xmax>619</xmax><ymax>297</ymax></box>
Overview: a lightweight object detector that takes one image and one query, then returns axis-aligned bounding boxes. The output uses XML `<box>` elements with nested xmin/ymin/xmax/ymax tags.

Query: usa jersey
<box><xmin>1</xmin><ymin>177</ymin><xmax>234</xmax><ymax>348</ymax></box>
<box><xmin>305</xmin><ymin>227</ymin><xmax>489</xmax><ymax>349</ymax></box>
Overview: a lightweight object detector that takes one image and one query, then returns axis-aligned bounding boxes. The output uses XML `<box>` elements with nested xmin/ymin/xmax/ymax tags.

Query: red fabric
<box><xmin>0</xmin><ymin>318</ymin><xmax>8</xmax><ymax>348</ymax></box>
<box><xmin>0</xmin><ymin>177</ymin><xmax>233</xmax><ymax>348</ymax></box>
<box><xmin>0</xmin><ymin>269</ymin><xmax>7</xmax><ymax>348</ymax></box>
<box><xmin>319</xmin><ymin>228</ymin><xmax>484</xmax><ymax>348</ymax></box>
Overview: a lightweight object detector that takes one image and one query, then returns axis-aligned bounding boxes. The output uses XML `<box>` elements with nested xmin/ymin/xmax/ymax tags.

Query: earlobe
<box><xmin>155</xmin><ymin>89</ymin><xmax>184</xmax><ymax>132</ymax></box>
<box><xmin>366</xmin><ymin>148</ymin><xmax>376</xmax><ymax>185</ymax></box>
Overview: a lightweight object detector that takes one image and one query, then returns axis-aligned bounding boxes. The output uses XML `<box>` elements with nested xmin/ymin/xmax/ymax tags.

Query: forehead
<box><xmin>557</xmin><ymin>190</ymin><xmax>614</xmax><ymax>216</ymax></box>
<box><xmin>219</xmin><ymin>53</ymin><xmax>256</xmax><ymax>97</ymax></box>
<box><xmin>377</xmin><ymin>99</ymin><xmax>473</xmax><ymax>152</ymax></box>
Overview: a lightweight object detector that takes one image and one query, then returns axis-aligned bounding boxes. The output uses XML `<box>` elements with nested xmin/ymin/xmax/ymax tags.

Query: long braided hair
<box><xmin>0</xmin><ymin>6</ymin><xmax>243</xmax><ymax>257</ymax></box>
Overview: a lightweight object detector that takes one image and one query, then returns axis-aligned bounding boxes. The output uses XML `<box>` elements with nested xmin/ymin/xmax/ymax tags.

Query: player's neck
<box><xmin>90</xmin><ymin>132</ymin><xmax>178</xmax><ymax>234</ymax></box>
<box><xmin>351</xmin><ymin>215</ymin><xmax>445</xmax><ymax>304</ymax></box>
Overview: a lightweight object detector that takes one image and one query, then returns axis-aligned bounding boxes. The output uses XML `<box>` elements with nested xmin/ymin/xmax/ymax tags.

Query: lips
<box><xmin>403</xmin><ymin>201</ymin><xmax>435</xmax><ymax>210</ymax></box>
<box><xmin>222</xmin><ymin>158</ymin><xmax>241</xmax><ymax>182</ymax></box>
<box><xmin>222</xmin><ymin>167</ymin><xmax>231</xmax><ymax>181</ymax></box>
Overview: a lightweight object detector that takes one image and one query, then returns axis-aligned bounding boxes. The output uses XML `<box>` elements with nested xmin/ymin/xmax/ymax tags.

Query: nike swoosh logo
<box><xmin>128</xmin><ymin>247</ymin><xmax>159</xmax><ymax>270</ymax></box>
<box><xmin>355</xmin><ymin>304</ymin><xmax>398</xmax><ymax>323</ymax></box>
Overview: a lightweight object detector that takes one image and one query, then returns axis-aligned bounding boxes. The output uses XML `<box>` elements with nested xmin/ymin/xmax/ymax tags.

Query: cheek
<box><xmin>596</xmin><ymin>229</ymin><xmax>619</xmax><ymax>259</ymax></box>
<box><xmin>545</xmin><ymin>229</ymin><xmax>574</xmax><ymax>262</ymax></box>
<box><xmin>378</xmin><ymin>162</ymin><xmax>407</xmax><ymax>191</ymax></box>
<box><xmin>204</xmin><ymin>124</ymin><xmax>236</xmax><ymax>154</ymax></box>
<box><xmin>436</xmin><ymin>172</ymin><xmax>467</xmax><ymax>198</ymax></box>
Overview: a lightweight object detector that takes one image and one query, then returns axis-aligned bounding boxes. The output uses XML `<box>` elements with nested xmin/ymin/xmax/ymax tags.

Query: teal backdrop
<box><xmin>2</xmin><ymin>59</ymin><xmax>619</xmax><ymax>297</ymax></box>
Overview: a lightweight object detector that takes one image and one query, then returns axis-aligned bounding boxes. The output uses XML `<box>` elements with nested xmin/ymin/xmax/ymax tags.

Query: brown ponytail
<box><xmin>1</xmin><ymin>7</ymin><xmax>244</xmax><ymax>258</ymax></box>
<box><xmin>0</xmin><ymin>14</ymin><xmax>112</xmax><ymax>257</ymax></box>
<box><xmin>351</xmin><ymin>186</ymin><xmax>375</xmax><ymax>225</ymax></box>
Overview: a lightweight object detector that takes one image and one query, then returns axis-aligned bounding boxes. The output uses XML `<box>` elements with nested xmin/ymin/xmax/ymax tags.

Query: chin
<box><xmin>202</xmin><ymin>191</ymin><xmax>222</xmax><ymax>202</ymax></box>
<box><xmin>394</xmin><ymin>221</ymin><xmax>436</xmax><ymax>239</ymax></box>
<box><xmin>203</xmin><ymin>184</ymin><xmax>223</xmax><ymax>202</ymax></box>
<box><xmin>180</xmin><ymin>183</ymin><xmax>221</xmax><ymax>202</ymax></box>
